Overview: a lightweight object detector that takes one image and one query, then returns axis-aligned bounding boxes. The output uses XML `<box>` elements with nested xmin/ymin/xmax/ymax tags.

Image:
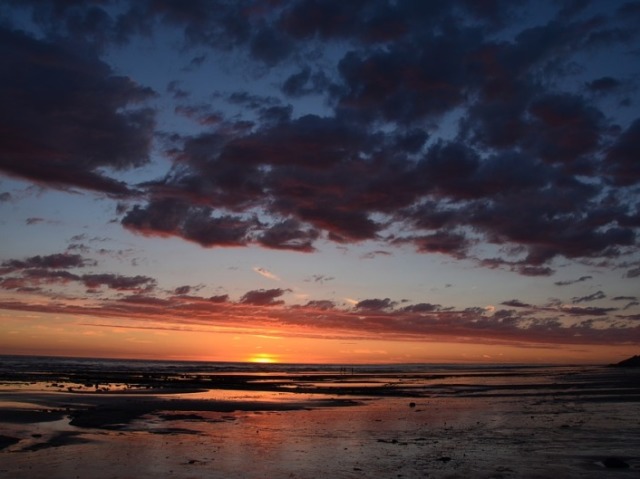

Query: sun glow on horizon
<box><xmin>248</xmin><ymin>353</ymin><xmax>279</xmax><ymax>364</ymax></box>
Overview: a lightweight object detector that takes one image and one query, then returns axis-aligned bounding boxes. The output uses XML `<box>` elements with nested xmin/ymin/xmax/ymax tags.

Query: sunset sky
<box><xmin>1</xmin><ymin>0</ymin><xmax>639</xmax><ymax>364</ymax></box>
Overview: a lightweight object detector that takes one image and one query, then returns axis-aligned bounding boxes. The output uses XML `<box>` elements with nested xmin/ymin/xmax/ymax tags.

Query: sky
<box><xmin>1</xmin><ymin>0</ymin><xmax>639</xmax><ymax>365</ymax></box>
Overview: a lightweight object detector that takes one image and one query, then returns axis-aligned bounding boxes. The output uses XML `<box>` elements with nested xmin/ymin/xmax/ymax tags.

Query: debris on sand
<box><xmin>0</xmin><ymin>435</ymin><xmax>20</xmax><ymax>450</ymax></box>
<box><xmin>602</xmin><ymin>457</ymin><xmax>630</xmax><ymax>469</ymax></box>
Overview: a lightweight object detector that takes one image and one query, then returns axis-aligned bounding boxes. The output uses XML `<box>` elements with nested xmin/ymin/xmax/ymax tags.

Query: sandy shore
<box><xmin>1</xmin><ymin>364</ymin><xmax>639</xmax><ymax>478</ymax></box>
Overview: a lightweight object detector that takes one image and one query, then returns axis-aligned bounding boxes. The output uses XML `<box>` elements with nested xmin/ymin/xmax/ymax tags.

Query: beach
<box><xmin>1</xmin><ymin>357</ymin><xmax>639</xmax><ymax>478</ymax></box>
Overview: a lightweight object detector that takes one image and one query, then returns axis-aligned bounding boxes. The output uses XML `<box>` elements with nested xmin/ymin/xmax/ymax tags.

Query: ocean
<box><xmin>0</xmin><ymin>353</ymin><xmax>573</xmax><ymax>374</ymax></box>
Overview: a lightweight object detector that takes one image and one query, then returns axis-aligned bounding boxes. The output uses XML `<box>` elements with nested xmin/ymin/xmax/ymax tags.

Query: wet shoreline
<box><xmin>1</xmin><ymin>361</ymin><xmax>639</xmax><ymax>478</ymax></box>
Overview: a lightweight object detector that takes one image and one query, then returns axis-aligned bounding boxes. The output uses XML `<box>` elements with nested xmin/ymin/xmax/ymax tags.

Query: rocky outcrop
<box><xmin>610</xmin><ymin>355</ymin><xmax>640</xmax><ymax>368</ymax></box>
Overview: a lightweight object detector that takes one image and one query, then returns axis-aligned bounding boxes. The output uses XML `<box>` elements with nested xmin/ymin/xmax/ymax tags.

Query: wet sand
<box><xmin>1</xmin><ymin>364</ymin><xmax>639</xmax><ymax>478</ymax></box>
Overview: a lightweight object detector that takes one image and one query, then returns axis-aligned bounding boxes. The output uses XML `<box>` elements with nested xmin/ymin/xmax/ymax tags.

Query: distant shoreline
<box><xmin>0</xmin><ymin>353</ymin><xmax>602</xmax><ymax>369</ymax></box>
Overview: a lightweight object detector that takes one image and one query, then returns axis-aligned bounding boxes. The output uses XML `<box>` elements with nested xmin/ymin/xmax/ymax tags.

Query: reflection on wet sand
<box><xmin>1</xmin><ymin>360</ymin><xmax>639</xmax><ymax>478</ymax></box>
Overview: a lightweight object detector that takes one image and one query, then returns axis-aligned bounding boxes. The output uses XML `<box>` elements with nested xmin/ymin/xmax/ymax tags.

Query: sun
<box><xmin>247</xmin><ymin>353</ymin><xmax>279</xmax><ymax>364</ymax></box>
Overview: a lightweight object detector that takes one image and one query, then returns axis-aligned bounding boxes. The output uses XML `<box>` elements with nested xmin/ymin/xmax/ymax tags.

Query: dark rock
<box><xmin>69</xmin><ymin>406</ymin><xmax>150</xmax><ymax>429</ymax></box>
<box><xmin>22</xmin><ymin>432</ymin><xmax>89</xmax><ymax>451</ymax></box>
<box><xmin>159</xmin><ymin>413</ymin><xmax>204</xmax><ymax>421</ymax></box>
<box><xmin>0</xmin><ymin>435</ymin><xmax>20</xmax><ymax>450</ymax></box>
<box><xmin>409</xmin><ymin>402</ymin><xmax>416</xmax><ymax>408</ymax></box>
<box><xmin>436</xmin><ymin>456</ymin><xmax>452</xmax><ymax>462</ymax></box>
<box><xmin>0</xmin><ymin>409</ymin><xmax>65</xmax><ymax>424</ymax></box>
<box><xmin>610</xmin><ymin>355</ymin><xmax>640</xmax><ymax>368</ymax></box>
<box><xmin>602</xmin><ymin>457</ymin><xmax>630</xmax><ymax>469</ymax></box>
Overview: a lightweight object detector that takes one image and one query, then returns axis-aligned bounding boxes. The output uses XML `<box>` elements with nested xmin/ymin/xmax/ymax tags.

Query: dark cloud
<box><xmin>66</xmin><ymin>243</ymin><xmax>91</xmax><ymax>254</ymax></box>
<box><xmin>355</xmin><ymin>298</ymin><xmax>396</xmax><ymax>311</ymax></box>
<box><xmin>404</xmin><ymin>231</ymin><xmax>471</xmax><ymax>258</ymax></box>
<box><xmin>296</xmin><ymin>206</ymin><xmax>380</xmax><ymax>243</ymax></box>
<box><xmin>572</xmin><ymin>290</ymin><xmax>606</xmax><ymax>303</ymax></box>
<box><xmin>518</xmin><ymin>265</ymin><xmax>556</xmax><ymax>277</ymax></box>
<box><xmin>240</xmin><ymin>288</ymin><xmax>288</xmax><ymax>306</ymax></box>
<box><xmin>626</xmin><ymin>266</ymin><xmax>640</xmax><ymax>278</ymax></box>
<box><xmin>335</xmin><ymin>36</ymin><xmax>472</xmax><ymax>124</ymax></box>
<box><xmin>0</xmin><ymin>277</ymin><xmax>41</xmax><ymax>292</ymax></box>
<box><xmin>174</xmin><ymin>285</ymin><xmax>191</xmax><ymax>295</ymax></box>
<box><xmin>25</xmin><ymin>218</ymin><xmax>45</xmax><ymax>225</ymax></box>
<box><xmin>1</xmin><ymin>1</ymin><xmax>119</xmax><ymax>49</ymax></box>
<box><xmin>479</xmin><ymin>257</ymin><xmax>555</xmax><ymax>277</ymax></box>
<box><xmin>209</xmin><ymin>294</ymin><xmax>229</xmax><ymax>303</ymax></box>
<box><xmin>222</xmin><ymin>114</ymin><xmax>369</xmax><ymax>169</ymax></box>
<box><xmin>0</xmin><ymin>253</ymin><xmax>94</xmax><ymax>273</ymax></box>
<box><xmin>561</xmin><ymin>306</ymin><xmax>617</xmax><ymax>316</ymax></box>
<box><xmin>81</xmin><ymin>273</ymin><xmax>156</xmax><ymax>292</ymax></box>
<box><xmin>2</xmin><ymin>0</ymin><xmax>639</xmax><ymax>276</ymax></box>
<box><xmin>0</xmin><ymin>269</ymin><xmax>79</xmax><ymax>292</ymax></box>
<box><xmin>501</xmin><ymin>299</ymin><xmax>533</xmax><ymax>308</ymax></box>
<box><xmin>249</xmin><ymin>26</ymin><xmax>293</xmax><ymax>66</ymax></box>
<box><xmin>180</xmin><ymin>212</ymin><xmax>256</xmax><ymax>248</ymax></box>
<box><xmin>227</xmin><ymin>91</ymin><xmax>280</xmax><ymax>110</ymax></box>
<box><xmin>0</xmin><ymin>26</ymin><xmax>155</xmax><ymax>195</ymax></box>
<box><xmin>122</xmin><ymin>198</ymin><xmax>257</xmax><ymax>248</ymax></box>
<box><xmin>281</xmin><ymin>67</ymin><xmax>330</xmax><ymax>97</ymax></box>
<box><xmin>279</xmin><ymin>1</ymin><xmax>516</xmax><ymax>45</ymax></box>
<box><xmin>23</xmin><ymin>268</ymin><xmax>80</xmax><ymax>283</ymax></box>
<box><xmin>175</xmin><ymin>105</ymin><xmax>223</xmax><ymax>126</ymax></box>
<box><xmin>460</xmin><ymin>15</ymin><xmax>611</xmax><ymax>152</ymax></box>
<box><xmin>555</xmin><ymin>275</ymin><xmax>593</xmax><ymax>286</ymax></box>
<box><xmin>361</xmin><ymin>250</ymin><xmax>392</xmax><ymax>260</ymax></box>
<box><xmin>302</xmin><ymin>300</ymin><xmax>336</xmax><ymax>310</ymax></box>
<box><xmin>188</xmin><ymin>54</ymin><xmax>206</xmax><ymax>68</ymax></box>
<box><xmin>305</xmin><ymin>275</ymin><xmax>334</xmax><ymax>284</ymax></box>
<box><xmin>401</xmin><ymin>303</ymin><xmax>441</xmax><ymax>313</ymax></box>
<box><xmin>278</xmin><ymin>0</ymin><xmax>372</xmax><ymax>41</ymax></box>
<box><xmin>0</xmin><ymin>282</ymin><xmax>638</xmax><ymax>345</ymax></box>
<box><xmin>585</xmin><ymin>76</ymin><xmax>622</xmax><ymax>93</ymax></box>
<box><xmin>167</xmin><ymin>80</ymin><xmax>189</xmax><ymax>99</ymax></box>
<box><xmin>526</xmin><ymin>93</ymin><xmax>605</xmax><ymax>167</ymax></box>
<box><xmin>0</xmin><ymin>248</ymin><xmax>161</xmax><ymax>295</ymax></box>
<box><xmin>462</xmin><ymin>184</ymin><xmax>634</xmax><ymax>265</ymax></box>
<box><xmin>612</xmin><ymin>295</ymin><xmax>638</xmax><ymax>301</ymax></box>
<box><xmin>605</xmin><ymin>119</ymin><xmax>640</xmax><ymax>186</ymax></box>
<box><xmin>0</xmin><ymin>261</ymin><xmax>156</xmax><ymax>294</ymax></box>
<box><xmin>259</xmin><ymin>105</ymin><xmax>293</xmax><ymax>126</ymax></box>
<box><xmin>417</xmin><ymin>141</ymin><xmax>481</xmax><ymax>199</ymax></box>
